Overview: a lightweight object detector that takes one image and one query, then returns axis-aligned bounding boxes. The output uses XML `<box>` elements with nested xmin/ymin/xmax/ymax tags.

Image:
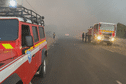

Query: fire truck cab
<box><xmin>0</xmin><ymin>6</ymin><xmax>47</xmax><ymax>84</ymax></box>
<box><xmin>87</xmin><ymin>22</ymin><xmax>117</xmax><ymax>45</ymax></box>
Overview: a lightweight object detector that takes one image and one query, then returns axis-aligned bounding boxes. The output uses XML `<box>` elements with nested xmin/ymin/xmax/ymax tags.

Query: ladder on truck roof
<box><xmin>0</xmin><ymin>6</ymin><xmax>45</xmax><ymax>26</ymax></box>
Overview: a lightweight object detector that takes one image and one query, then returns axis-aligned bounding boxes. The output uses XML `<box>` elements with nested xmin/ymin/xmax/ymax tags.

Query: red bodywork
<box><xmin>0</xmin><ymin>18</ymin><xmax>47</xmax><ymax>84</ymax></box>
<box><xmin>87</xmin><ymin>26</ymin><xmax>98</xmax><ymax>37</ymax></box>
<box><xmin>87</xmin><ymin>23</ymin><xmax>116</xmax><ymax>38</ymax></box>
<box><xmin>88</xmin><ymin>28</ymin><xmax>93</xmax><ymax>36</ymax></box>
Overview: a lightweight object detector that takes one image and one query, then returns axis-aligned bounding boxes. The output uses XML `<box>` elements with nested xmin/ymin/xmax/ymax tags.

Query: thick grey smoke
<box><xmin>18</xmin><ymin>0</ymin><xmax>98</xmax><ymax>35</ymax></box>
<box><xmin>17</xmin><ymin>0</ymin><xmax>126</xmax><ymax>35</ymax></box>
<box><xmin>84</xmin><ymin>0</ymin><xmax>126</xmax><ymax>24</ymax></box>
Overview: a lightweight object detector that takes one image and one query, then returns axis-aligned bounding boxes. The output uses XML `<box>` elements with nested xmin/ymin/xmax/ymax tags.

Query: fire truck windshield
<box><xmin>0</xmin><ymin>19</ymin><xmax>18</xmax><ymax>41</ymax></box>
<box><xmin>100</xmin><ymin>24</ymin><xmax>115</xmax><ymax>31</ymax></box>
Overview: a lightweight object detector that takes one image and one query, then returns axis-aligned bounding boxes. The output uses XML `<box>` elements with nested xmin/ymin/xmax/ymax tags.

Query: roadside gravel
<box><xmin>75</xmin><ymin>36</ymin><xmax>126</xmax><ymax>56</ymax></box>
<box><xmin>46</xmin><ymin>35</ymin><xmax>56</xmax><ymax>49</ymax></box>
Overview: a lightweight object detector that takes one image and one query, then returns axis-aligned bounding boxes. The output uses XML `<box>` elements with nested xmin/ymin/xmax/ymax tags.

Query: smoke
<box><xmin>16</xmin><ymin>0</ymin><xmax>126</xmax><ymax>35</ymax></box>
<box><xmin>19</xmin><ymin>0</ymin><xmax>98</xmax><ymax>35</ymax></box>
<box><xmin>84</xmin><ymin>0</ymin><xmax>126</xmax><ymax>24</ymax></box>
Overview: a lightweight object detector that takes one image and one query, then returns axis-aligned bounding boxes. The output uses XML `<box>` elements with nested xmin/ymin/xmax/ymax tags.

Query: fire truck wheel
<box><xmin>39</xmin><ymin>58</ymin><xmax>47</xmax><ymax>78</ymax></box>
<box><xmin>16</xmin><ymin>80</ymin><xmax>23</xmax><ymax>84</ymax></box>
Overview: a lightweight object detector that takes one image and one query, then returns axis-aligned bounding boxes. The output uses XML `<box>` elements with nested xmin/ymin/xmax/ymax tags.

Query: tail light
<box><xmin>99</xmin><ymin>30</ymin><xmax>102</xmax><ymax>35</ymax></box>
<box><xmin>112</xmin><ymin>31</ymin><xmax>115</xmax><ymax>37</ymax></box>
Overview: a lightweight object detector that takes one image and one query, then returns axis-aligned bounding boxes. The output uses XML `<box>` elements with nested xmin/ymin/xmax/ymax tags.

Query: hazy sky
<box><xmin>17</xmin><ymin>0</ymin><xmax>126</xmax><ymax>33</ymax></box>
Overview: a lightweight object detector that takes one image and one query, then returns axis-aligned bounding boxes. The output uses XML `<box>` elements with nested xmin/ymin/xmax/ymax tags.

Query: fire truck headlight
<box><xmin>111</xmin><ymin>38</ymin><xmax>115</xmax><ymax>41</ymax></box>
<box><xmin>9</xmin><ymin>0</ymin><xmax>17</xmax><ymax>8</ymax></box>
<box><xmin>97</xmin><ymin>36</ymin><xmax>102</xmax><ymax>40</ymax></box>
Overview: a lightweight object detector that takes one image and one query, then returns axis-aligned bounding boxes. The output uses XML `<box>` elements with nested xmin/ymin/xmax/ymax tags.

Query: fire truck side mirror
<box><xmin>25</xmin><ymin>36</ymin><xmax>33</xmax><ymax>47</ymax></box>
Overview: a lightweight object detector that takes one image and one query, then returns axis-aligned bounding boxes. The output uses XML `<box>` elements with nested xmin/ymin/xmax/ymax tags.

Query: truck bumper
<box><xmin>94</xmin><ymin>39</ymin><xmax>114</xmax><ymax>44</ymax></box>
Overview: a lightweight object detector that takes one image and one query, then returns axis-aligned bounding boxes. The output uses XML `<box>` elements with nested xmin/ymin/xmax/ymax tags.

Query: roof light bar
<box><xmin>9</xmin><ymin>0</ymin><xmax>17</xmax><ymax>8</ymax></box>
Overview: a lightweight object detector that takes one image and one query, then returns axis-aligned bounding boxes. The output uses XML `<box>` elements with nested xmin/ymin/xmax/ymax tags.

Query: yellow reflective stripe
<box><xmin>25</xmin><ymin>47</ymin><xmax>33</xmax><ymax>53</ymax></box>
<box><xmin>2</xmin><ymin>44</ymin><xmax>14</xmax><ymax>49</ymax></box>
<box><xmin>35</xmin><ymin>40</ymin><xmax>46</xmax><ymax>47</ymax></box>
<box><xmin>25</xmin><ymin>40</ymin><xmax>46</xmax><ymax>53</ymax></box>
<box><xmin>101</xmin><ymin>30</ymin><xmax>114</xmax><ymax>33</ymax></box>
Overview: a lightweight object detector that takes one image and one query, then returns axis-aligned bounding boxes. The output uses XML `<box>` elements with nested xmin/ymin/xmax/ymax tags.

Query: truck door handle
<box><xmin>33</xmin><ymin>54</ymin><xmax>35</xmax><ymax>57</ymax></box>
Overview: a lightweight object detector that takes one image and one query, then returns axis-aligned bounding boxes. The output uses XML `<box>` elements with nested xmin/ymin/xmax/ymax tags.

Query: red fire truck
<box><xmin>0</xmin><ymin>6</ymin><xmax>47</xmax><ymax>84</ymax></box>
<box><xmin>87</xmin><ymin>22</ymin><xmax>117</xmax><ymax>45</ymax></box>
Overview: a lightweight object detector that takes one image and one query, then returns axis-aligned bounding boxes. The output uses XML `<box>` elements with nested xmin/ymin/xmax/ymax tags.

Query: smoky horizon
<box><xmin>1</xmin><ymin>0</ymin><xmax>126</xmax><ymax>36</ymax></box>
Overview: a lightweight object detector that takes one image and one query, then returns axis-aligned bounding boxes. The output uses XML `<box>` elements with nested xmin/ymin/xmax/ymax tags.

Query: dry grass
<box><xmin>46</xmin><ymin>35</ymin><xmax>55</xmax><ymax>49</ymax></box>
<box><xmin>75</xmin><ymin>35</ymin><xmax>126</xmax><ymax>56</ymax></box>
<box><xmin>100</xmin><ymin>38</ymin><xmax>126</xmax><ymax>56</ymax></box>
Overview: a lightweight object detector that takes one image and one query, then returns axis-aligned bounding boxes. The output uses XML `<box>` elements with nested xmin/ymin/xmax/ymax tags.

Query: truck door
<box><xmin>38</xmin><ymin>27</ymin><xmax>46</xmax><ymax>64</ymax></box>
<box><xmin>32</xmin><ymin>26</ymin><xmax>41</xmax><ymax>68</ymax></box>
<box><xmin>21</xmin><ymin>24</ymin><xmax>36</xmax><ymax>81</ymax></box>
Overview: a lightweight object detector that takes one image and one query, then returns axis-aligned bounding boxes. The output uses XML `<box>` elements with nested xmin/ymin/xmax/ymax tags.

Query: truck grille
<box><xmin>104</xmin><ymin>36</ymin><xmax>110</xmax><ymax>39</ymax></box>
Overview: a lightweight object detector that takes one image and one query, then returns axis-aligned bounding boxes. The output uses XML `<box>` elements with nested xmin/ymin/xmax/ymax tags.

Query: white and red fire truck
<box><xmin>0</xmin><ymin>6</ymin><xmax>47</xmax><ymax>84</ymax></box>
<box><xmin>87</xmin><ymin>22</ymin><xmax>117</xmax><ymax>45</ymax></box>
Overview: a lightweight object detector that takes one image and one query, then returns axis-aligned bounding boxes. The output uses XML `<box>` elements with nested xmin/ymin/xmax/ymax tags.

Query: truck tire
<box><xmin>16</xmin><ymin>80</ymin><xmax>23</xmax><ymax>84</ymax></box>
<box><xmin>16</xmin><ymin>80</ymin><xmax>32</xmax><ymax>84</ymax></box>
<box><xmin>38</xmin><ymin>58</ymin><xmax>47</xmax><ymax>78</ymax></box>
